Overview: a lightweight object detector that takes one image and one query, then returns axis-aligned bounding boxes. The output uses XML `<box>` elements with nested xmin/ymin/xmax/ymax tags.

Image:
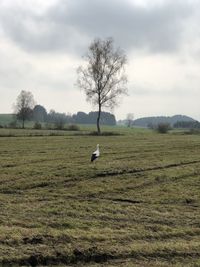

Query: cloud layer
<box><xmin>0</xmin><ymin>0</ymin><xmax>200</xmax><ymax>120</ymax></box>
<box><xmin>0</xmin><ymin>0</ymin><xmax>198</xmax><ymax>54</ymax></box>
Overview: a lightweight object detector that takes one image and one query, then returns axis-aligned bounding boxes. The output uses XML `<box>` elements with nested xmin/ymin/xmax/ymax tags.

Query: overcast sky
<box><xmin>0</xmin><ymin>0</ymin><xmax>200</xmax><ymax>120</ymax></box>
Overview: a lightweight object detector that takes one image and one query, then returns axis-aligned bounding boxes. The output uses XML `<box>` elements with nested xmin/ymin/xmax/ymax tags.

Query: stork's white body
<box><xmin>91</xmin><ymin>144</ymin><xmax>100</xmax><ymax>162</ymax></box>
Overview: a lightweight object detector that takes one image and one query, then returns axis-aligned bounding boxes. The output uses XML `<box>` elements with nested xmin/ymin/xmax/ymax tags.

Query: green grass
<box><xmin>0</xmin><ymin>124</ymin><xmax>150</xmax><ymax>137</ymax></box>
<box><xmin>0</xmin><ymin>128</ymin><xmax>200</xmax><ymax>266</ymax></box>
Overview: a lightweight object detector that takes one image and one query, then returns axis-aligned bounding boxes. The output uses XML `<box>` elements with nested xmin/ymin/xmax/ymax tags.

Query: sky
<box><xmin>0</xmin><ymin>0</ymin><xmax>200</xmax><ymax>120</ymax></box>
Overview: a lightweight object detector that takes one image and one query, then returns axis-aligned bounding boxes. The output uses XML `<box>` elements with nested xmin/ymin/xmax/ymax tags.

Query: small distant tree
<box><xmin>156</xmin><ymin>123</ymin><xmax>171</xmax><ymax>134</ymax></box>
<box><xmin>33</xmin><ymin>122</ymin><xmax>42</xmax><ymax>129</ymax></box>
<box><xmin>126</xmin><ymin>113</ymin><xmax>134</xmax><ymax>127</ymax></box>
<box><xmin>14</xmin><ymin>90</ymin><xmax>36</xmax><ymax>128</ymax></box>
<box><xmin>33</xmin><ymin>105</ymin><xmax>47</xmax><ymax>122</ymax></box>
<box><xmin>75</xmin><ymin>111</ymin><xmax>88</xmax><ymax>124</ymax></box>
<box><xmin>77</xmin><ymin>37</ymin><xmax>127</xmax><ymax>134</ymax></box>
<box><xmin>54</xmin><ymin>117</ymin><xmax>65</xmax><ymax>130</ymax></box>
<box><xmin>47</xmin><ymin>110</ymin><xmax>66</xmax><ymax>130</ymax></box>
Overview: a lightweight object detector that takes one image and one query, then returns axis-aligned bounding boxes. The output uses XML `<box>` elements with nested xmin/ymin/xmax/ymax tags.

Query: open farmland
<box><xmin>0</xmin><ymin>128</ymin><xmax>200</xmax><ymax>266</ymax></box>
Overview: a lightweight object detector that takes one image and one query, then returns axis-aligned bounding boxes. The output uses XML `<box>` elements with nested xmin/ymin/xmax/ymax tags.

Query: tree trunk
<box><xmin>22</xmin><ymin>118</ymin><xmax>25</xmax><ymax>129</ymax></box>
<box><xmin>97</xmin><ymin>103</ymin><xmax>101</xmax><ymax>135</ymax></box>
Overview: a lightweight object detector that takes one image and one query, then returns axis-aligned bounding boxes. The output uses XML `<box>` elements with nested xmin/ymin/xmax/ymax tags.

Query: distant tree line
<box><xmin>173</xmin><ymin>120</ymin><xmax>200</xmax><ymax>129</ymax></box>
<box><xmin>34</xmin><ymin>107</ymin><xmax>116</xmax><ymax>126</ymax></box>
<box><xmin>149</xmin><ymin>120</ymin><xmax>200</xmax><ymax>131</ymax></box>
<box><xmin>131</xmin><ymin>115</ymin><xmax>196</xmax><ymax>128</ymax></box>
<box><xmin>16</xmin><ymin>104</ymin><xmax>116</xmax><ymax>129</ymax></box>
<box><xmin>147</xmin><ymin>120</ymin><xmax>200</xmax><ymax>134</ymax></box>
<box><xmin>12</xmin><ymin>90</ymin><xmax>116</xmax><ymax>129</ymax></box>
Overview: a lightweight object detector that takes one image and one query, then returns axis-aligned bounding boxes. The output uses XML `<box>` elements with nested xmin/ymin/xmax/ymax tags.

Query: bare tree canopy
<box><xmin>126</xmin><ymin>113</ymin><xmax>134</xmax><ymax>127</ymax></box>
<box><xmin>14</xmin><ymin>90</ymin><xmax>36</xmax><ymax>128</ymax></box>
<box><xmin>77</xmin><ymin>37</ymin><xmax>128</xmax><ymax>134</ymax></box>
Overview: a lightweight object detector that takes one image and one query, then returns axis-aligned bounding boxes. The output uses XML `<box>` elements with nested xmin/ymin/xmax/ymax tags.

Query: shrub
<box><xmin>156</xmin><ymin>123</ymin><xmax>171</xmax><ymax>134</ymax></box>
<box><xmin>185</xmin><ymin>128</ymin><xmax>200</xmax><ymax>135</ymax></box>
<box><xmin>67</xmin><ymin>124</ymin><xmax>80</xmax><ymax>131</ymax></box>
<box><xmin>54</xmin><ymin>121</ymin><xmax>65</xmax><ymax>130</ymax></box>
<box><xmin>89</xmin><ymin>131</ymin><xmax>122</xmax><ymax>136</ymax></box>
<box><xmin>45</xmin><ymin>123</ymin><xmax>53</xmax><ymax>130</ymax></box>
<box><xmin>33</xmin><ymin>122</ymin><xmax>42</xmax><ymax>129</ymax></box>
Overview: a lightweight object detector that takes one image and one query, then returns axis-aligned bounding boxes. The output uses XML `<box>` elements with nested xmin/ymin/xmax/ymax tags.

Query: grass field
<box><xmin>0</xmin><ymin>127</ymin><xmax>200</xmax><ymax>266</ymax></box>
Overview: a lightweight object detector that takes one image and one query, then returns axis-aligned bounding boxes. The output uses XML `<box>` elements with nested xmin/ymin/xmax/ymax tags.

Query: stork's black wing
<box><xmin>91</xmin><ymin>153</ymin><xmax>98</xmax><ymax>162</ymax></box>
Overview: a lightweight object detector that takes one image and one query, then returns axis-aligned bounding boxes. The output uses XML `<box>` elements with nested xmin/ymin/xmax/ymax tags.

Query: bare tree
<box><xmin>126</xmin><ymin>113</ymin><xmax>134</xmax><ymax>127</ymax></box>
<box><xmin>14</xmin><ymin>90</ymin><xmax>35</xmax><ymax>128</ymax></box>
<box><xmin>77</xmin><ymin>37</ymin><xmax>127</xmax><ymax>134</ymax></box>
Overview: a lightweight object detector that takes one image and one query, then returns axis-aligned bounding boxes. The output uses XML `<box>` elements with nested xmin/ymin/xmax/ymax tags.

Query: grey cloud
<box><xmin>0</xmin><ymin>0</ymin><xmax>198</xmax><ymax>54</ymax></box>
<box><xmin>131</xmin><ymin>85</ymin><xmax>199</xmax><ymax>97</ymax></box>
<box><xmin>56</xmin><ymin>0</ymin><xmax>194</xmax><ymax>52</ymax></box>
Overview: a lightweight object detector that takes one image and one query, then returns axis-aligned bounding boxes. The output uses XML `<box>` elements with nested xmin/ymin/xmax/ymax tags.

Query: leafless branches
<box><xmin>77</xmin><ymin>37</ymin><xmax>128</xmax><ymax>134</ymax></box>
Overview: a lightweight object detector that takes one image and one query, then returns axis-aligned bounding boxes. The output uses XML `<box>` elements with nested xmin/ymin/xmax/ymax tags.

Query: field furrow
<box><xmin>0</xmin><ymin>129</ymin><xmax>200</xmax><ymax>266</ymax></box>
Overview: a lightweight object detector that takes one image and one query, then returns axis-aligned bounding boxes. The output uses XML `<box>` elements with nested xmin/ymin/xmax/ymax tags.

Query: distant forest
<box><xmin>132</xmin><ymin>115</ymin><xmax>196</xmax><ymax>127</ymax></box>
<box><xmin>118</xmin><ymin>115</ymin><xmax>200</xmax><ymax>129</ymax></box>
<box><xmin>32</xmin><ymin>105</ymin><xmax>116</xmax><ymax>126</ymax></box>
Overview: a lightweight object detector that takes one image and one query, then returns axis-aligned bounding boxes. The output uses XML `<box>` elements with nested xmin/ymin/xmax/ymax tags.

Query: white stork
<box><xmin>91</xmin><ymin>144</ymin><xmax>100</xmax><ymax>162</ymax></box>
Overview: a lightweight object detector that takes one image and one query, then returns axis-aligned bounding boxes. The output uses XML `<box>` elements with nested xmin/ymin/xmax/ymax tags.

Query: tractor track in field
<box><xmin>0</xmin><ymin>157</ymin><xmax>78</xmax><ymax>168</ymax></box>
<box><xmin>63</xmin><ymin>161</ymin><xmax>200</xmax><ymax>190</ymax></box>
<box><xmin>94</xmin><ymin>159</ymin><xmax>200</xmax><ymax>178</ymax></box>
<box><xmin>2</xmin><ymin>249</ymin><xmax>200</xmax><ymax>266</ymax></box>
